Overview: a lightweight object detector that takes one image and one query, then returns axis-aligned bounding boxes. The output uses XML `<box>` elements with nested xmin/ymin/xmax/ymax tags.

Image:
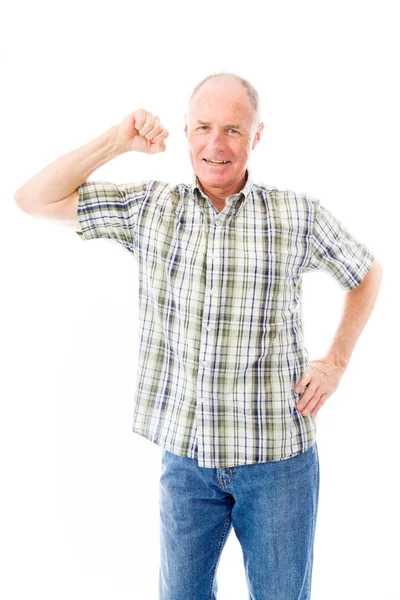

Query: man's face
<box><xmin>184</xmin><ymin>78</ymin><xmax>263</xmax><ymax>194</ymax></box>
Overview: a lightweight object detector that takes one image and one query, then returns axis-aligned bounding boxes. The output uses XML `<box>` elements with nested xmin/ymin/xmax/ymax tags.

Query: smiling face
<box><xmin>184</xmin><ymin>77</ymin><xmax>264</xmax><ymax>202</ymax></box>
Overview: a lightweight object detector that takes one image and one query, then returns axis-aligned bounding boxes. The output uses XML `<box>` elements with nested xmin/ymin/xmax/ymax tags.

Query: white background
<box><xmin>2</xmin><ymin>0</ymin><xmax>398</xmax><ymax>598</ymax></box>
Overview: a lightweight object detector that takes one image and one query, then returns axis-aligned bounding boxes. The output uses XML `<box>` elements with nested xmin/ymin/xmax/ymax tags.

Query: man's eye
<box><xmin>198</xmin><ymin>126</ymin><xmax>209</xmax><ymax>130</ymax></box>
<box><xmin>228</xmin><ymin>129</ymin><xmax>238</xmax><ymax>133</ymax></box>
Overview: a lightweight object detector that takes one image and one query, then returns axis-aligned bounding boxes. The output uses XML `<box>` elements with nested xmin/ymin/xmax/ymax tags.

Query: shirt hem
<box><xmin>131</xmin><ymin>424</ymin><xmax>317</xmax><ymax>468</ymax></box>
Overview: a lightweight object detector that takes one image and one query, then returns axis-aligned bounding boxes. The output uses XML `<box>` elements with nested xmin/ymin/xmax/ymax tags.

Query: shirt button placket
<box><xmin>196</xmin><ymin>211</ymin><xmax>224</xmax><ymax>465</ymax></box>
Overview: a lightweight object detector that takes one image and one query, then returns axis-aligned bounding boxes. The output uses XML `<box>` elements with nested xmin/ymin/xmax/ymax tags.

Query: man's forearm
<box><xmin>324</xmin><ymin>259</ymin><xmax>383</xmax><ymax>369</ymax></box>
<box><xmin>14</xmin><ymin>124</ymin><xmax>124</xmax><ymax>211</ymax></box>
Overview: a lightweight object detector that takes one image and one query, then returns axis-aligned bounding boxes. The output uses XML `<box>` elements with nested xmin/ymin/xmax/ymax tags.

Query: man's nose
<box><xmin>207</xmin><ymin>130</ymin><xmax>227</xmax><ymax>151</ymax></box>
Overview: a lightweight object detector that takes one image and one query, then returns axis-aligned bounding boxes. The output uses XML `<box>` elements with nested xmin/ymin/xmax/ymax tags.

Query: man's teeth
<box><xmin>206</xmin><ymin>159</ymin><xmax>229</xmax><ymax>164</ymax></box>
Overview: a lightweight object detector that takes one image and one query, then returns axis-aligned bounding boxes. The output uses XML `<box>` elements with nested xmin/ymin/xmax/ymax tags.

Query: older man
<box><xmin>15</xmin><ymin>72</ymin><xmax>382</xmax><ymax>600</ymax></box>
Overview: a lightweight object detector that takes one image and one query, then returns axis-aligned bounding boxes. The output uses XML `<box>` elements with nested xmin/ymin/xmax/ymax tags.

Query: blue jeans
<box><xmin>159</xmin><ymin>442</ymin><xmax>320</xmax><ymax>600</ymax></box>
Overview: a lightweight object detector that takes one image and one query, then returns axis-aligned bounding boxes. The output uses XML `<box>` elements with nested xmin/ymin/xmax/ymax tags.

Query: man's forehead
<box><xmin>193</xmin><ymin>92</ymin><xmax>250</xmax><ymax>112</ymax></box>
<box><xmin>188</xmin><ymin>101</ymin><xmax>253</xmax><ymax>126</ymax></box>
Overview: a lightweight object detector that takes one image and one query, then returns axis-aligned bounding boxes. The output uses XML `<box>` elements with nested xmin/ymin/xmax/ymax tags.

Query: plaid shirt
<box><xmin>76</xmin><ymin>168</ymin><xmax>375</xmax><ymax>468</ymax></box>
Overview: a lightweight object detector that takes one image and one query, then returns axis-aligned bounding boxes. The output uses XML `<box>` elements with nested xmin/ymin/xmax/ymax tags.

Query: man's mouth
<box><xmin>203</xmin><ymin>158</ymin><xmax>230</xmax><ymax>165</ymax></box>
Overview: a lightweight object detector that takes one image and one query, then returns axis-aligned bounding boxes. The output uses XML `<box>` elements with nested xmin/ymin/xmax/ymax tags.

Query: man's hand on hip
<box><xmin>294</xmin><ymin>357</ymin><xmax>347</xmax><ymax>417</ymax></box>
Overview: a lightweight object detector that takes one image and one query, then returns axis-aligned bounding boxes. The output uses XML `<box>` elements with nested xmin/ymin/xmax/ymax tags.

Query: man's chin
<box><xmin>198</xmin><ymin>163</ymin><xmax>233</xmax><ymax>183</ymax></box>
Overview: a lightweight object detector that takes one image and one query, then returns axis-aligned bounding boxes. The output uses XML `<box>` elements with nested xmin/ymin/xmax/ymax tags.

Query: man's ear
<box><xmin>252</xmin><ymin>122</ymin><xmax>264</xmax><ymax>150</ymax></box>
<box><xmin>184</xmin><ymin>115</ymin><xmax>188</xmax><ymax>139</ymax></box>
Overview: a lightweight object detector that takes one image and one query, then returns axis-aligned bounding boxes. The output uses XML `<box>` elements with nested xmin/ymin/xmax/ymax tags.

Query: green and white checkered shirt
<box><xmin>76</xmin><ymin>168</ymin><xmax>375</xmax><ymax>468</ymax></box>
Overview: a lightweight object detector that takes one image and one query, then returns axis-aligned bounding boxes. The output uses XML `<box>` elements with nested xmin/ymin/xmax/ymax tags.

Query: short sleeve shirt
<box><xmin>76</xmin><ymin>169</ymin><xmax>375</xmax><ymax>468</ymax></box>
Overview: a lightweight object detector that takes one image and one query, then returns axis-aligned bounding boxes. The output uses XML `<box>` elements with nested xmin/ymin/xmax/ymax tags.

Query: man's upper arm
<box><xmin>62</xmin><ymin>189</ymin><xmax>80</xmax><ymax>231</ymax></box>
<box><xmin>19</xmin><ymin>179</ymin><xmax>158</xmax><ymax>250</ymax></box>
<box><xmin>73</xmin><ymin>179</ymin><xmax>152</xmax><ymax>251</ymax></box>
<box><xmin>17</xmin><ymin>189</ymin><xmax>81</xmax><ymax>231</ymax></box>
<box><xmin>305</xmin><ymin>198</ymin><xmax>376</xmax><ymax>291</ymax></box>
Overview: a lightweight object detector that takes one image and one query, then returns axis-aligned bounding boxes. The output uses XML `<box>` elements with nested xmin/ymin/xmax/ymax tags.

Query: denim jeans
<box><xmin>158</xmin><ymin>442</ymin><xmax>319</xmax><ymax>600</ymax></box>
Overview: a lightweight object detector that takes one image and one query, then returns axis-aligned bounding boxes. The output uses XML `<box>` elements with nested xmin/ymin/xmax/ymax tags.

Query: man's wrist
<box><xmin>324</xmin><ymin>352</ymin><xmax>349</xmax><ymax>371</ymax></box>
<box><xmin>101</xmin><ymin>124</ymin><xmax>128</xmax><ymax>157</ymax></box>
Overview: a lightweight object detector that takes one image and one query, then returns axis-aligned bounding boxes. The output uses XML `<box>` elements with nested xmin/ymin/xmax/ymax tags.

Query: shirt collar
<box><xmin>191</xmin><ymin>166</ymin><xmax>253</xmax><ymax>205</ymax></box>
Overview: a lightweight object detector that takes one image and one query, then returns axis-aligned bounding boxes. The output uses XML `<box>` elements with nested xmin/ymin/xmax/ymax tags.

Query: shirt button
<box><xmin>207</xmin><ymin>325</ymin><xmax>213</xmax><ymax>331</ymax></box>
<box><xmin>215</xmin><ymin>220</ymin><xmax>221</xmax><ymax>226</ymax></box>
<box><xmin>203</xmin><ymin>360</ymin><xmax>208</xmax><ymax>367</ymax></box>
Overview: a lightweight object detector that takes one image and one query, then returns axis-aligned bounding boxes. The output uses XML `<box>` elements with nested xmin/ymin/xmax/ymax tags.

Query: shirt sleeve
<box><xmin>305</xmin><ymin>198</ymin><xmax>376</xmax><ymax>291</ymax></box>
<box><xmin>75</xmin><ymin>179</ymin><xmax>150</xmax><ymax>255</ymax></box>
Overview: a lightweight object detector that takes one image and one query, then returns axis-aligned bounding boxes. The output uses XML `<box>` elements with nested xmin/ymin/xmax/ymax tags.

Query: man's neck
<box><xmin>198</xmin><ymin>172</ymin><xmax>247</xmax><ymax>207</ymax></box>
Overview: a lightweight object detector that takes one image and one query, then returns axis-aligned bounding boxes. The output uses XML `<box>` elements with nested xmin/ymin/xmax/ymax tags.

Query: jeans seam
<box><xmin>208</xmin><ymin>512</ymin><xmax>232</xmax><ymax>600</ymax></box>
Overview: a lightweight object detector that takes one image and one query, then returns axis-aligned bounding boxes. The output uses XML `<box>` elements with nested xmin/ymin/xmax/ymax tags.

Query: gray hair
<box><xmin>188</xmin><ymin>71</ymin><xmax>261</xmax><ymax>130</ymax></box>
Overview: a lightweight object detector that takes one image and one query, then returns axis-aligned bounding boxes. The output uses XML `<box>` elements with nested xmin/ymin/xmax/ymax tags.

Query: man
<box><xmin>15</xmin><ymin>72</ymin><xmax>382</xmax><ymax>599</ymax></box>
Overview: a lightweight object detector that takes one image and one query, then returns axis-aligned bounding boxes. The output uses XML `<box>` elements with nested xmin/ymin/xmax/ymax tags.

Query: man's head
<box><xmin>184</xmin><ymin>72</ymin><xmax>264</xmax><ymax>200</ymax></box>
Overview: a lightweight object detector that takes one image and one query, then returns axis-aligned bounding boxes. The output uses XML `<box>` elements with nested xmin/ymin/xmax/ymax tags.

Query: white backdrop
<box><xmin>2</xmin><ymin>0</ymin><xmax>398</xmax><ymax>598</ymax></box>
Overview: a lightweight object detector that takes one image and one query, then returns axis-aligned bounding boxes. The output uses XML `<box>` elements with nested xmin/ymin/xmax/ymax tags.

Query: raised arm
<box><xmin>14</xmin><ymin>109</ymin><xmax>169</xmax><ymax>230</ymax></box>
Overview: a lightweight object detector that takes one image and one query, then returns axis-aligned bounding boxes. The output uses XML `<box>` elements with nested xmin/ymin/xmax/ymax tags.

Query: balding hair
<box><xmin>188</xmin><ymin>72</ymin><xmax>261</xmax><ymax>130</ymax></box>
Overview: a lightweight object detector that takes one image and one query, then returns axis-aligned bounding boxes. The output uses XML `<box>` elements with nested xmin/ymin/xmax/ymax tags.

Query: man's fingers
<box><xmin>154</xmin><ymin>136</ymin><xmax>167</xmax><ymax>150</ymax></box>
<box><xmin>133</xmin><ymin>108</ymin><xmax>147</xmax><ymax>132</ymax></box>
<box><xmin>138</xmin><ymin>113</ymin><xmax>155</xmax><ymax>137</ymax></box>
<box><xmin>296</xmin><ymin>383</ymin><xmax>318</xmax><ymax>410</ymax></box>
<box><xmin>145</xmin><ymin>117</ymin><xmax>163</xmax><ymax>141</ymax></box>
<box><xmin>295</xmin><ymin>370</ymin><xmax>312</xmax><ymax>393</ymax></box>
<box><xmin>311</xmin><ymin>394</ymin><xmax>329</xmax><ymax>417</ymax></box>
<box><xmin>301</xmin><ymin>394</ymin><xmax>320</xmax><ymax>416</ymax></box>
<box><xmin>151</xmin><ymin>128</ymin><xmax>169</xmax><ymax>142</ymax></box>
<box><xmin>133</xmin><ymin>110</ymin><xmax>168</xmax><ymax>142</ymax></box>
